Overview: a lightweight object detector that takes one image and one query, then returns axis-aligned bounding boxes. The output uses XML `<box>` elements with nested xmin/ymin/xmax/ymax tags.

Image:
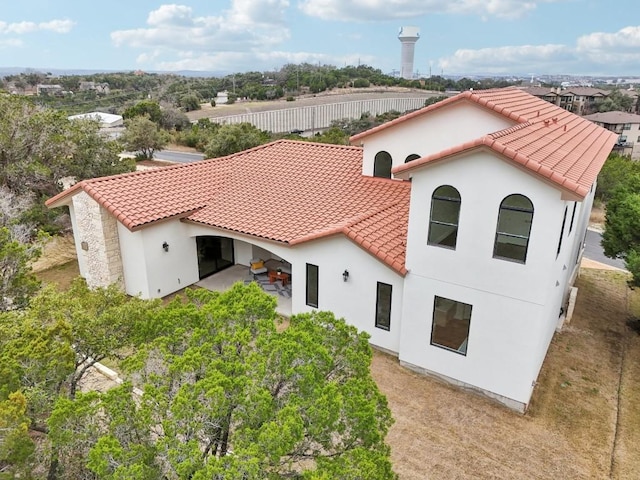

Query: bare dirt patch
<box><xmin>31</xmin><ymin>234</ymin><xmax>77</xmax><ymax>272</ymax></box>
<box><xmin>35</xmin><ymin>260</ymin><xmax>80</xmax><ymax>291</ymax></box>
<box><xmin>590</xmin><ymin>201</ymin><xmax>606</xmax><ymax>231</ymax></box>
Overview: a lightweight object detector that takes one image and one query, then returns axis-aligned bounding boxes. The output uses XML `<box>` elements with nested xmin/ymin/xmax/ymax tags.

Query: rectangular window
<box><xmin>305</xmin><ymin>263</ymin><xmax>318</xmax><ymax>308</ymax></box>
<box><xmin>623</xmin><ymin>123</ymin><xmax>631</xmax><ymax>130</ymax></box>
<box><xmin>557</xmin><ymin>206</ymin><xmax>568</xmax><ymax>257</ymax></box>
<box><xmin>375</xmin><ymin>282</ymin><xmax>392</xmax><ymax>331</ymax></box>
<box><xmin>569</xmin><ymin>202</ymin><xmax>577</xmax><ymax>233</ymax></box>
<box><xmin>431</xmin><ymin>296</ymin><xmax>472</xmax><ymax>355</ymax></box>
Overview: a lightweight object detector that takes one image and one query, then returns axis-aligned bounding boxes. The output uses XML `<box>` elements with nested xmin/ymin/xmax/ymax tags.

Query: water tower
<box><xmin>398</xmin><ymin>26</ymin><xmax>420</xmax><ymax>79</ymax></box>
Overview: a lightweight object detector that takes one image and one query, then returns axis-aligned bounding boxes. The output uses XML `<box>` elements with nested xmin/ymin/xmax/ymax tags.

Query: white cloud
<box><xmin>0</xmin><ymin>19</ymin><xmax>75</xmax><ymax>35</ymax></box>
<box><xmin>438</xmin><ymin>25</ymin><xmax>640</xmax><ymax>75</ymax></box>
<box><xmin>147</xmin><ymin>4</ymin><xmax>197</xmax><ymax>27</ymax></box>
<box><xmin>438</xmin><ymin>44</ymin><xmax>576</xmax><ymax>74</ymax></box>
<box><xmin>111</xmin><ymin>1</ymin><xmax>290</xmax><ymax>54</ymax></box>
<box><xmin>298</xmin><ymin>0</ymin><xmax>565</xmax><ymax>22</ymax></box>
<box><xmin>577</xmin><ymin>26</ymin><xmax>640</xmax><ymax>52</ymax></box>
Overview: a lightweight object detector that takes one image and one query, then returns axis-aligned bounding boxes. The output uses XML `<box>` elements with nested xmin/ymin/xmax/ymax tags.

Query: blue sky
<box><xmin>1</xmin><ymin>0</ymin><xmax>639</xmax><ymax>76</ymax></box>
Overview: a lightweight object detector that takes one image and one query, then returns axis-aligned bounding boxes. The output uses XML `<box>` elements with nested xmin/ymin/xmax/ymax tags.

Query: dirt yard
<box><xmin>34</xmin><ymin>240</ymin><xmax>640</xmax><ymax>479</ymax></box>
<box><xmin>373</xmin><ymin>269</ymin><xmax>640</xmax><ymax>479</ymax></box>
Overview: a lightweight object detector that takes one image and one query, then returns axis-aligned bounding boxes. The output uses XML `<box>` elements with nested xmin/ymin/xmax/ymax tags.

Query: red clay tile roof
<box><xmin>383</xmin><ymin>87</ymin><xmax>618</xmax><ymax>198</ymax></box>
<box><xmin>47</xmin><ymin>140</ymin><xmax>410</xmax><ymax>274</ymax></box>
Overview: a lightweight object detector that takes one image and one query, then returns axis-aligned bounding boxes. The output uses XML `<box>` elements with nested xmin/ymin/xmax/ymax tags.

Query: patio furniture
<box><xmin>268</xmin><ymin>270</ymin><xmax>290</xmax><ymax>286</ymax></box>
<box><xmin>250</xmin><ymin>259</ymin><xmax>268</xmax><ymax>278</ymax></box>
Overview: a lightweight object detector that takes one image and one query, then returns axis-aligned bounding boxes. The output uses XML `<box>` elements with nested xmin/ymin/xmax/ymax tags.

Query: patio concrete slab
<box><xmin>196</xmin><ymin>265</ymin><xmax>292</xmax><ymax>317</ymax></box>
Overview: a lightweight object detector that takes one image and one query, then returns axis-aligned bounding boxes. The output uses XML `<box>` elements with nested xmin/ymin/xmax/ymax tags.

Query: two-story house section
<box><xmin>351</xmin><ymin>88</ymin><xmax>617</xmax><ymax>410</ymax></box>
<box><xmin>584</xmin><ymin>111</ymin><xmax>640</xmax><ymax>160</ymax></box>
<box><xmin>47</xmin><ymin>88</ymin><xmax>617</xmax><ymax>412</ymax></box>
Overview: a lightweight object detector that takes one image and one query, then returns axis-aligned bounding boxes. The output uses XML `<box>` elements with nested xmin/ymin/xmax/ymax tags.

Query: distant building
<box><xmin>215</xmin><ymin>91</ymin><xmax>229</xmax><ymax>105</ymax></box>
<box><xmin>584</xmin><ymin>111</ymin><xmax>640</xmax><ymax>159</ymax></box>
<box><xmin>78</xmin><ymin>81</ymin><xmax>110</xmax><ymax>95</ymax></box>
<box><xmin>519</xmin><ymin>86</ymin><xmax>609</xmax><ymax>115</ymax></box>
<box><xmin>398</xmin><ymin>26</ymin><xmax>420</xmax><ymax>80</ymax></box>
<box><xmin>36</xmin><ymin>84</ymin><xmax>64</xmax><ymax>96</ymax></box>
<box><xmin>68</xmin><ymin>112</ymin><xmax>124</xmax><ymax>139</ymax></box>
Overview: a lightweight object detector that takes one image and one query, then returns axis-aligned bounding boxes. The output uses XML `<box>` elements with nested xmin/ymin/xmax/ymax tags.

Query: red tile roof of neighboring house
<box><xmin>355</xmin><ymin>87</ymin><xmax>618</xmax><ymax>198</ymax></box>
<box><xmin>47</xmin><ymin>140</ymin><xmax>411</xmax><ymax>274</ymax></box>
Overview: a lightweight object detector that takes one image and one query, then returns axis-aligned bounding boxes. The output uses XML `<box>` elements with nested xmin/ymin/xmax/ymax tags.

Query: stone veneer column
<box><xmin>72</xmin><ymin>191</ymin><xmax>124</xmax><ymax>289</ymax></box>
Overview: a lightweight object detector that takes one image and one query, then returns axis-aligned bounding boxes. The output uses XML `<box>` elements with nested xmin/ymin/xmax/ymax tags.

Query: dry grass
<box><xmin>34</xmin><ymin>260</ymin><xmax>80</xmax><ymax>291</ymax></box>
<box><xmin>373</xmin><ymin>269</ymin><xmax>640</xmax><ymax>479</ymax></box>
<box><xmin>30</xmin><ymin>246</ymin><xmax>640</xmax><ymax>479</ymax></box>
<box><xmin>590</xmin><ymin>201</ymin><xmax>606</xmax><ymax>228</ymax></box>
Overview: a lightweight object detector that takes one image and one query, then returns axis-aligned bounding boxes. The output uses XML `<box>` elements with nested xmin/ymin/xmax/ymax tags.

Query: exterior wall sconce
<box><xmin>342</xmin><ymin>269</ymin><xmax>349</xmax><ymax>282</ymax></box>
<box><xmin>162</xmin><ymin>241</ymin><xmax>169</xmax><ymax>252</ymax></box>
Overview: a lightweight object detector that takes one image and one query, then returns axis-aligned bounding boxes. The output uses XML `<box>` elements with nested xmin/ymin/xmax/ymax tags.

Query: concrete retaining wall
<box><xmin>208</xmin><ymin>97</ymin><xmax>428</xmax><ymax>133</ymax></box>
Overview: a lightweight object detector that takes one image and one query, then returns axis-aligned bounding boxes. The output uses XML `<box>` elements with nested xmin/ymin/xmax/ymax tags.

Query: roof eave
<box><xmin>45</xmin><ymin>181</ymin><xmax>86</xmax><ymax>208</ymax></box>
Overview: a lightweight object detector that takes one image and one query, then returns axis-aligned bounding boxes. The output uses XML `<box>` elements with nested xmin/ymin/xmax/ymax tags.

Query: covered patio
<box><xmin>195</xmin><ymin>264</ymin><xmax>292</xmax><ymax>317</ymax></box>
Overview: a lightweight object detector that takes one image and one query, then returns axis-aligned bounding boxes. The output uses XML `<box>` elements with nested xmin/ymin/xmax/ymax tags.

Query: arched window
<box><xmin>428</xmin><ymin>185</ymin><xmax>461</xmax><ymax>249</ymax></box>
<box><xmin>405</xmin><ymin>153</ymin><xmax>421</xmax><ymax>163</ymax></box>
<box><xmin>494</xmin><ymin>194</ymin><xmax>534</xmax><ymax>263</ymax></box>
<box><xmin>373</xmin><ymin>151</ymin><xmax>392</xmax><ymax>178</ymax></box>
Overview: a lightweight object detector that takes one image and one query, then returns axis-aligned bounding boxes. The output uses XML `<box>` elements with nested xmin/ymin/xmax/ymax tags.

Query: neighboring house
<box><xmin>79</xmin><ymin>81</ymin><xmax>111</xmax><ymax>94</ymax></box>
<box><xmin>36</xmin><ymin>84</ymin><xmax>64</xmax><ymax>96</ymax></box>
<box><xmin>519</xmin><ymin>86</ymin><xmax>608</xmax><ymax>115</ymax></box>
<box><xmin>47</xmin><ymin>88</ymin><xmax>617</xmax><ymax>412</ymax></box>
<box><xmin>583</xmin><ymin>111</ymin><xmax>640</xmax><ymax>159</ymax></box>
<box><xmin>68</xmin><ymin>112</ymin><xmax>125</xmax><ymax>139</ymax></box>
<box><xmin>557</xmin><ymin>87</ymin><xmax>608</xmax><ymax>114</ymax></box>
<box><xmin>215</xmin><ymin>90</ymin><xmax>229</xmax><ymax>104</ymax></box>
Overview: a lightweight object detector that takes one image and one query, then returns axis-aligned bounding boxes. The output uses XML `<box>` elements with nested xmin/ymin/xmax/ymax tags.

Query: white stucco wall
<box><xmin>182</xmin><ymin>224</ymin><xmax>404</xmax><ymax>353</ymax></box>
<box><xmin>290</xmin><ymin>236</ymin><xmax>404</xmax><ymax>353</ymax></box>
<box><xmin>117</xmin><ymin>220</ymin><xmax>200</xmax><ymax>298</ymax></box>
<box><xmin>357</xmin><ymin>101</ymin><xmax>515</xmax><ymax>176</ymax></box>
<box><xmin>398</xmin><ymin>151</ymin><xmax>581</xmax><ymax>407</ymax></box>
<box><xmin>234</xmin><ymin>240</ymin><xmax>253</xmax><ymax>266</ymax></box>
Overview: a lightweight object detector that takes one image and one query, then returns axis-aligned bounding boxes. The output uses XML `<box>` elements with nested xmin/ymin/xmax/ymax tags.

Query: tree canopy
<box><xmin>0</xmin><ymin>282</ymin><xmax>396</xmax><ymax>479</ymax></box>
<box><xmin>203</xmin><ymin>123</ymin><xmax>271</xmax><ymax>158</ymax></box>
<box><xmin>596</xmin><ymin>89</ymin><xmax>636</xmax><ymax>113</ymax></box>
<box><xmin>120</xmin><ymin>115</ymin><xmax>171</xmax><ymax>159</ymax></box>
<box><xmin>0</xmin><ymin>94</ymin><xmax>135</xmax><ymax>234</ymax></box>
<box><xmin>600</xmin><ymin>154</ymin><xmax>640</xmax><ymax>285</ymax></box>
<box><xmin>0</xmin><ymin>279</ymin><xmax>161</xmax><ymax>478</ymax></box>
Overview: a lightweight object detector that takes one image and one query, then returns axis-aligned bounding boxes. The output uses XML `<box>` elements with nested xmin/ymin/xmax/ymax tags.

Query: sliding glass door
<box><xmin>196</xmin><ymin>236</ymin><xmax>235</xmax><ymax>279</ymax></box>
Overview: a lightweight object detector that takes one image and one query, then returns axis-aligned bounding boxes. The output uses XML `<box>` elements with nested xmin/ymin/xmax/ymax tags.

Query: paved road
<box><xmin>153</xmin><ymin>150</ymin><xmax>205</xmax><ymax>163</ymax></box>
<box><xmin>584</xmin><ymin>228</ymin><xmax>626</xmax><ymax>270</ymax></box>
